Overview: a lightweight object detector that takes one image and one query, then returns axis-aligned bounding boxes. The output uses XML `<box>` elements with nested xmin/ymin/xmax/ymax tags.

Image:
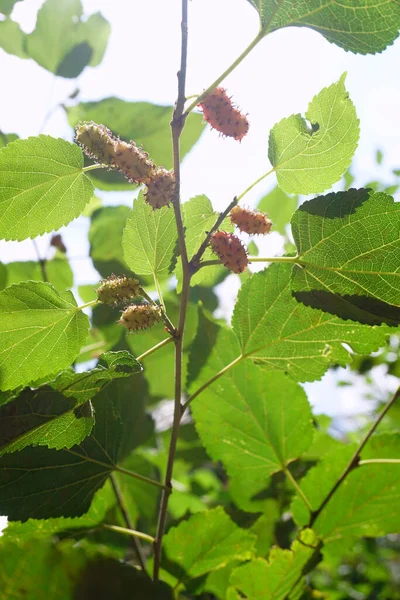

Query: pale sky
<box><xmin>0</xmin><ymin>0</ymin><xmax>399</xmax><ymax>417</ymax></box>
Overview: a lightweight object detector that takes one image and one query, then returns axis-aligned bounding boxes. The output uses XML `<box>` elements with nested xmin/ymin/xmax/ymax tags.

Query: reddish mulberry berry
<box><xmin>230</xmin><ymin>206</ymin><xmax>273</xmax><ymax>235</ymax></box>
<box><xmin>199</xmin><ymin>87</ymin><xmax>249</xmax><ymax>141</ymax></box>
<box><xmin>112</xmin><ymin>139</ymin><xmax>156</xmax><ymax>185</ymax></box>
<box><xmin>119</xmin><ymin>303</ymin><xmax>162</xmax><ymax>332</ymax></box>
<box><xmin>210</xmin><ymin>231</ymin><xmax>248</xmax><ymax>274</ymax></box>
<box><xmin>75</xmin><ymin>121</ymin><xmax>116</xmax><ymax>165</ymax></box>
<box><xmin>96</xmin><ymin>275</ymin><xmax>142</xmax><ymax>305</ymax></box>
<box><xmin>145</xmin><ymin>168</ymin><xmax>175</xmax><ymax>209</ymax></box>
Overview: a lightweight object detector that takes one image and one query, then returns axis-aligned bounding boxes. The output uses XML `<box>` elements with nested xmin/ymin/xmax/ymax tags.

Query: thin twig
<box><xmin>190</xmin><ymin>197</ymin><xmax>238</xmax><ymax>273</ymax></box>
<box><xmin>153</xmin><ymin>0</ymin><xmax>191</xmax><ymax>581</ymax></box>
<box><xmin>103</xmin><ymin>523</ymin><xmax>155</xmax><ymax>545</ymax></box>
<box><xmin>110</xmin><ymin>474</ymin><xmax>146</xmax><ymax>570</ymax></box>
<box><xmin>197</xmin><ymin>255</ymin><xmax>299</xmax><ymax>270</ymax></box>
<box><xmin>32</xmin><ymin>240</ymin><xmax>48</xmax><ymax>283</ymax></box>
<box><xmin>137</xmin><ymin>337</ymin><xmax>174</xmax><ymax>362</ymax></box>
<box><xmin>283</xmin><ymin>467</ymin><xmax>313</xmax><ymax>513</ymax></box>
<box><xmin>309</xmin><ymin>386</ymin><xmax>400</xmax><ymax>526</ymax></box>
<box><xmin>359</xmin><ymin>458</ymin><xmax>400</xmax><ymax>465</ymax></box>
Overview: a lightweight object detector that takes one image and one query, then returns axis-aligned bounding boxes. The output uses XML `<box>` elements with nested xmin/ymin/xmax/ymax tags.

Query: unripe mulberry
<box><xmin>75</xmin><ymin>121</ymin><xmax>116</xmax><ymax>165</ymax></box>
<box><xmin>112</xmin><ymin>139</ymin><xmax>156</xmax><ymax>184</ymax></box>
<box><xmin>119</xmin><ymin>303</ymin><xmax>162</xmax><ymax>332</ymax></box>
<box><xmin>145</xmin><ymin>168</ymin><xmax>175</xmax><ymax>209</ymax></box>
<box><xmin>210</xmin><ymin>231</ymin><xmax>248</xmax><ymax>274</ymax></box>
<box><xmin>96</xmin><ymin>275</ymin><xmax>142</xmax><ymax>305</ymax></box>
<box><xmin>198</xmin><ymin>87</ymin><xmax>249</xmax><ymax>141</ymax></box>
<box><xmin>230</xmin><ymin>206</ymin><xmax>273</xmax><ymax>235</ymax></box>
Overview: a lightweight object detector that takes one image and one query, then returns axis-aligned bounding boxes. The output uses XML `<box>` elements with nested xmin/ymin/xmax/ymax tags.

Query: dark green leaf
<box><xmin>5</xmin><ymin>254</ymin><xmax>73</xmax><ymax>290</ymax></box>
<box><xmin>248</xmin><ymin>0</ymin><xmax>400</xmax><ymax>54</ymax></box>
<box><xmin>0</xmin><ymin>0</ymin><xmax>23</xmax><ymax>15</ymax></box>
<box><xmin>26</xmin><ymin>0</ymin><xmax>110</xmax><ymax>77</ymax></box>
<box><xmin>122</xmin><ymin>193</ymin><xmax>177</xmax><ymax>279</ymax></box>
<box><xmin>0</xmin><ymin>393</ymin><xmax>121</xmax><ymax>521</ymax></box>
<box><xmin>0</xmin><ymin>281</ymin><xmax>89</xmax><ymax>391</ymax></box>
<box><xmin>257</xmin><ymin>186</ymin><xmax>297</xmax><ymax>235</ymax></box>
<box><xmin>227</xmin><ymin>529</ymin><xmax>320</xmax><ymax>600</ymax></box>
<box><xmin>0</xmin><ymin>136</ymin><xmax>94</xmax><ymax>240</ymax></box>
<box><xmin>268</xmin><ymin>74</ymin><xmax>359</xmax><ymax>195</ymax></box>
<box><xmin>89</xmin><ymin>205</ymin><xmax>132</xmax><ymax>278</ymax></box>
<box><xmin>231</xmin><ymin>263</ymin><xmax>393</xmax><ymax>382</ymax></box>
<box><xmin>291</xmin><ymin>188</ymin><xmax>400</xmax><ymax>325</ymax></box>
<box><xmin>162</xmin><ymin>507</ymin><xmax>256</xmax><ymax>585</ymax></box>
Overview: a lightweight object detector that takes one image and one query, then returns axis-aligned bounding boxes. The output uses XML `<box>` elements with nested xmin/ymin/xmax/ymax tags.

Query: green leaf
<box><xmin>257</xmin><ymin>186</ymin><xmax>297</xmax><ymax>235</ymax></box>
<box><xmin>0</xmin><ymin>132</ymin><xmax>18</xmax><ymax>148</ymax></box>
<box><xmin>115</xmin><ymin>453</ymin><xmax>160</xmax><ymax>523</ymax></box>
<box><xmin>231</xmin><ymin>263</ymin><xmax>393</xmax><ymax>382</ymax></box>
<box><xmin>0</xmin><ymin>392</ymin><xmax>121</xmax><ymax>521</ymax></box>
<box><xmin>122</xmin><ymin>193</ymin><xmax>177</xmax><ymax>279</ymax></box>
<box><xmin>0</xmin><ymin>135</ymin><xmax>94</xmax><ymax>241</ymax></box>
<box><xmin>0</xmin><ymin>281</ymin><xmax>89</xmax><ymax>391</ymax></box>
<box><xmin>89</xmin><ymin>205</ymin><xmax>133</xmax><ymax>278</ymax></box>
<box><xmin>227</xmin><ymin>529</ymin><xmax>320</xmax><ymax>600</ymax></box>
<box><xmin>162</xmin><ymin>507</ymin><xmax>256</xmax><ymax>586</ymax></box>
<box><xmin>291</xmin><ymin>188</ymin><xmax>400</xmax><ymax>325</ymax></box>
<box><xmin>268</xmin><ymin>74</ymin><xmax>359</xmax><ymax>194</ymax></box>
<box><xmin>26</xmin><ymin>0</ymin><xmax>110</xmax><ymax>78</ymax></box>
<box><xmin>2</xmin><ymin>482</ymin><xmax>115</xmax><ymax>541</ymax></box>
<box><xmin>5</xmin><ymin>255</ymin><xmax>73</xmax><ymax>290</ymax></box>
<box><xmin>66</xmin><ymin>97</ymin><xmax>205</xmax><ymax>188</ymax></box>
<box><xmin>248</xmin><ymin>0</ymin><xmax>400</xmax><ymax>54</ymax></box>
<box><xmin>191</xmin><ymin>327</ymin><xmax>314</xmax><ymax>498</ymax></box>
<box><xmin>313</xmin><ymin>434</ymin><xmax>400</xmax><ymax>541</ymax></box>
<box><xmin>74</xmin><ymin>557</ymin><xmax>173</xmax><ymax>600</ymax></box>
<box><xmin>0</xmin><ymin>262</ymin><xmax>7</xmax><ymax>290</ymax></box>
<box><xmin>0</xmin><ymin>18</ymin><xmax>27</xmax><ymax>58</ymax></box>
<box><xmin>178</xmin><ymin>195</ymin><xmax>234</xmax><ymax>288</ymax></box>
<box><xmin>0</xmin><ymin>0</ymin><xmax>23</xmax><ymax>15</ymax></box>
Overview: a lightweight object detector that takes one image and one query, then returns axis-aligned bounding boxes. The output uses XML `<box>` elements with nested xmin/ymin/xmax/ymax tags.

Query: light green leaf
<box><xmin>291</xmin><ymin>188</ymin><xmax>400</xmax><ymax>325</ymax></box>
<box><xmin>5</xmin><ymin>254</ymin><xmax>73</xmax><ymax>290</ymax></box>
<box><xmin>248</xmin><ymin>0</ymin><xmax>400</xmax><ymax>54</ymax></box>
<box><xmin>0</xmin><ymin>393</ymin><xmax>121</xmax><ymax>521</ymax></box>
<box><xmin>0</xmin><ymin>18</ymin><xmax>27</xmax><ymax>57</ymax></box>
<box><xmin>191</xmin><ymin>359</ymin><xmax>314</xmax><ymax>499</ymax></box>
<box><xmin>0</xmin><ymin>281</ymin><xmax>89</xmax><ymax>391</ymax></box>
<box><xmin>228</xmin><ymin>529</ymin><xmax>320</xmax><ymax>600</ymax></box>
<box><xmin>162</xmin><ymin>507</ymin><xmax>256</xmax><ymax>585</ymax></box>
<box><xmin>66</xmin><ymin>97</ymin><xmax>205</xmax><ymax>189</ymax></box>
<box><xmin>231</xmin><ymin>262</ymin><xmax>393</xmax><ymax>382</ymax></box>
<box><xmin>26</xmin><ymin>0</ymin><xmax>110</xmax><ymax>77</ymax></box>
<box><xmin>313</xmin><ymin>434</ymin><xmax>400</xmax><ymax>542</ymax></box>
<box><xmin>257</xmin><ymin>186</ymin><xmax>297</xmax><ymax>235</ymax></box>
<box><xmin>89</xmin><ymin>205</ymin><xmax>133</xmax><ymax>278</ymax></box>
<box><xmin>122</xmin><ymin>193</ymin><xmax>177</xmax><ymax>279</ymax></box>
<box><xmin>0</xmin><ymin>135</ymin><xmax>94</xmax><ymax>241</ymax></box>
<box><xmin>268</xmin><ymin>74</ymin><xmax>359</xmax><ymax>194</ymax></box>
<box><xmin>0</xmin><ymin>132</ymin><xmax>18</xmax><ymax>148</ymax></box>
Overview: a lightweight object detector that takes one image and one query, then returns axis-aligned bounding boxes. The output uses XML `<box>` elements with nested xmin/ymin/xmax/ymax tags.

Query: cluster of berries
<box><xmin>198</xmin><ymin>87</ymin><xmax>249</xmax><ymax>141</ymax></box>
<box><xmin>209</xmin><ymin>206</ymin><xmax>273</xmax><ymax>274</ymax></box>
<box><xmin>96</xmin><ymin>275</ymin><xmax>162</xmax><ymax>332</ymax></box>
<box><xmin>75</xmin><ymin>122</ymin><xmax>175</xmax><ymax>209</ymax></box>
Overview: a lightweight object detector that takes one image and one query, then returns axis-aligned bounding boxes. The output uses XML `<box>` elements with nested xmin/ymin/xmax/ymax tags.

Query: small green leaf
<box><xmin>268</xmin><ymin>74</ymin><xmax>359</xmax><ymax>194</ymax></box>
<box><xmin>122</xmin><ymin>193</ymin><xmax>177</xmax><ymax>279</ymax></box>
<box><xmin>89</xmin><ymin>205</ymin><xmax>133</xmax><ymax>278</ymax></box>
<box><xmin>0</xmin><ymin>281</ymin><xmax>89</xmax><ymax>391</ymax></box>
<box><xmin>162</xmin><ymin>507</ymin><xmax>256</xmax><ymax>585</ymax></box>
<box><xmin>291</xmin><ymin>188</ymin><xmax>400</xmax><ymax>325</ymax></box>
<box><xmin>0</xmin><ymin>136</ymin><xmax>94</xmax><ymax>241</ymax></box>
<box><xmin>66</xmin><ymin>97</ymin><xmax>205</xmax><ymax>189</ymax></box>
<box><xmin>248</xmin><ymin>0</ymin><xmax>400</xmax><ymax>54</ymax></box>
<box><xmin>232</xmin><ymin>263</ymin><xmax>393</xmax><ymax>382</ymax></box>
<box><xmin>26</xmin><ymin>0</ymin><xmax>110</xmax><ymax>77</ymax></box>
<box><xmin>257</xmin><ymin>186</ymin><xmax>297</xmax><ymax>235</ymax></box>
<box><xmin>313</xmin><ymin>434</ymin><xmax>400</xmax><ymax>541</ymax></box>
<box><xmin>5</xmin><ymin>255</ymin><xmax>73</xmax><ymax>290</ymax></box>
<box><xmin>376</xmin><ymin>149</ymin><xmax>384</xmax><ymax>165</ymax></box>
<box><xmin>0</xmin><ymin>18</ymin><xmax>27</xmax><ymax>58</ymax></box>
<box><xmin>0</xmin><ymin>0</ymin><xmax>23</xmax><ymax>15</ymax></box>
<box><xmin>0</xmin><ymin>393</ymin><xmax>121</xmax><ymax>521</ymax></box>
<box><xmin>228</xmin><ymin>529</ymin><xmax>320</xmax><ymax>600</ymax></box>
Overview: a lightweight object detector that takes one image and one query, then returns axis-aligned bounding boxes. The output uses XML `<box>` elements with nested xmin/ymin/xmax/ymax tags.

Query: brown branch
<box><xmin>153</xmin><ymin>0</ymin><xmax>191</xmax><ymax>581</ymax></box>
<box><xmin>190</xmin><ymin>196</ymin><xmax>238</xmax><ymax>273</ymax></box>
<box><xmin>110</xmin><ymin>474</ymin><xmax>146</xmax><ymax>571</ymax></box>
<box><xmin>310</xmin><ymin>385</ymin><xmax>400</xmax><ymax>527</ymax></box>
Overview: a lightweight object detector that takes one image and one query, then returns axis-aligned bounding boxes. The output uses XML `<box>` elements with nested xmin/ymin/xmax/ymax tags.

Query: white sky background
<box><xmin>0</xmin><ymin>0</ymin><xmax>399</xmax><ymax>419</ymax></box>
